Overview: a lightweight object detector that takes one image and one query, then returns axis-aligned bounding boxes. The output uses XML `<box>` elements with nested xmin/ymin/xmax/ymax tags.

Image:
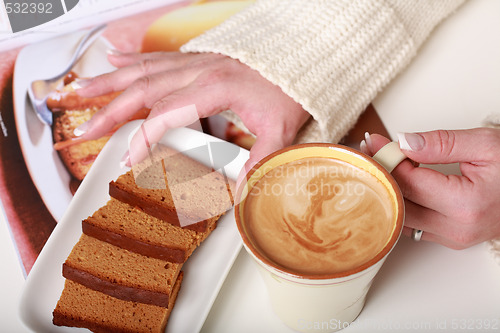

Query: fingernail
<box><xmin>71</xmin><ymin>78</ymin><xmax>92</xmax><ymax>90</ymax></box>
<box><xmin>359</xmin><ymin>139</ymin><xmax>368</xmax><ymax>154</ymax></box>
<box><xmin>364</xmin><ymin>132</ymin><xmax>373</xmax><ymax>153</ymax></box>
<box><xmin>120</xmin><ymin>151</ymin><xmax>130</xmax><ymax>169</ymax></box>
<box><xmin>73</xmin><ymin>121</ymin><xmax>90</xmax><ymax>137</ymax></box>
<box><xmin>107</xmin><ymin>48</ymin><xmax>124</xmax><ymax>56</ymax></box>
<box><xmin>398</xmin><ymin>132</ymin><xmax>425</xmax><ymax>151</ymax></box>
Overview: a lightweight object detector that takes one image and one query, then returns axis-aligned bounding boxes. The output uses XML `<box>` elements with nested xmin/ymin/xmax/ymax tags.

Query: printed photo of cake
<box><xmin>47</xmin><ymin>72</ymin><xmax>149</xmax><ymax>193</ymax></box>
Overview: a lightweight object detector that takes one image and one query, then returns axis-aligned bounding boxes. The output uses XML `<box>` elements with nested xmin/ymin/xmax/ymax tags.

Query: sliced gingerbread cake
<box><xmin>53</xmin><ymin>274</ymin><xmax>183</xmax><ymax>333</ymax></box>
<box><xmin>110</xmin><ymin>144</ymin><xmax>235</xmax><ymax>232</ymax></box>
<box><xmin>82</xmin><ymin>198</ymin><xmax>214</xmax><ymax>263</ymax></box>
<box><xmin>53</xmin><ymin>143</ymin><xmax>236</xmax><ymax>332</ymax></box>
<box><xmin>63</xmin><ymin>234</ymin><xmax>182</xmax><ymax>307</ymax></box>
<box><xmin>48</xmin><ymin>77</ymin><xmax>120</xmax><ymax>182</ymax></box>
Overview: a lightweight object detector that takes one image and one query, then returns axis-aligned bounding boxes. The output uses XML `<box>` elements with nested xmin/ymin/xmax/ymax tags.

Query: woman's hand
<box><xmin>73</xmin><ymin>51</ymin><xmax>310</xmax><ymax>176</ymax></box>
<box><xmin>364</xmin><ymin>128</ymin><xmax>500</xmax><ymax>249</ymax></box>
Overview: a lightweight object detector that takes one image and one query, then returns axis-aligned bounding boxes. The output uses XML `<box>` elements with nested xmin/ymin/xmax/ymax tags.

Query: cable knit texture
<box><xmin>181</xmin><ymin>0</ymin><xmax>465</xmax><ymax>144</ymax></box>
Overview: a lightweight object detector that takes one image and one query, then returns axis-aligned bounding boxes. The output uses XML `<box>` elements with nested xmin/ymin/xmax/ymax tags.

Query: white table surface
<box><xmin>4</xmin><ymin>0</ymin><xmax>500</xmax><ymax>332</ymax></box>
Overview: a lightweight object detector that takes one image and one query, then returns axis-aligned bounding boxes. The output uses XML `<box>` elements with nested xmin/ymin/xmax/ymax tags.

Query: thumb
<box><xmin>397</xmin><ymin>128</ymin><xmax>499</xmax><ymax>164</ymax></box>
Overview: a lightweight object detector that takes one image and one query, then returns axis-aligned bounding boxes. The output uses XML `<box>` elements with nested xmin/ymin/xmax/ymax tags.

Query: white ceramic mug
<box><xmin>235</xmin><ymin>142</ymin><xmax>406</xmax><ymax>333</ymax></box>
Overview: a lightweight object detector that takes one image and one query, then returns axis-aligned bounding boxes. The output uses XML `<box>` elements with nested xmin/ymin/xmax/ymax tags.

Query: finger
<box><xmin>76</xmin><ymin>69</ymin><xmax>198</xmax><ymax>140</ymax></box>
<box><xmin>401</xmin><ymin>200</ymin><xmax>456</xmax><ymax>247</ymax></box>
<box><xmin>126</xmin><ymin>104</ymin><xmax>201</xmax><ymax>168</ymax></box>
<box><xmin>397</xmin><ymin>128</ymin><xmax>500</xmax><ymax>165</ymax></box>
<box><xmin>76</xmin><ymin>54</ymin><xmax>194</xmax><ymax>97</ymax></box>
<box><xmin>369</xmin><ymin>133</ymin><xmax>473</xmax><ymax>213</ymax></box>
<box><xmin>127</xmin><ymin>83</ymin><xmax>230</xmax><ymax>168</ymax></box>
<box><xmin>394</xmin><ymin>163</ymin><xmax>472</xmax><ymax>213</ymax></box>
<box><xmin>402</xmin><ymin>226</ymin><xmax>434</xmax><ymax>242</ymax></box>
<box><xmin>401</xmin><ymin>227</ymin><xmax>452</xmax><ymax>247</ymax></box>
<box><xmin>403</xmin><ymin>199</ymin><xmax>452</xmax><ymax>237</ymax></box>
<box><xmin>107</xmin><ymin>51</ymin><xmax>181</xmax><ymax>68</ymax></box>
<box><xmin>402</xmin><ymin>226</ymin><xmax>472</xmax><ymax>249</ymax></box>
<box><xmin>369</xmin><ymin>134</ymin><xmax>480</xmax><ymax>249</ymax></box>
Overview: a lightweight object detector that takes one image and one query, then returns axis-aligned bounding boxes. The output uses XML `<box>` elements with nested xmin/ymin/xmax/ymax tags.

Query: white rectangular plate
<box><xmin>19</xmin><ymin>122</ymin><xmax>249</xmax><ymax>333</ymax></box>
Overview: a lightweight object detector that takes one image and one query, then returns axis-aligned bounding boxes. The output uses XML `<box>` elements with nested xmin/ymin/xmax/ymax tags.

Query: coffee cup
<box><xmin>235</xmin><ymin>142</ymin><xmax>405</xmax><ymax>332</ymax></box>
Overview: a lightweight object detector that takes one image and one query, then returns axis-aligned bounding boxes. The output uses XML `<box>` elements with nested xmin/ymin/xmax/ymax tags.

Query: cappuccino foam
<box><xmin>243</xmin><ymin>157</ymin><xmax>395</xmax><ymax>275</ymax></box>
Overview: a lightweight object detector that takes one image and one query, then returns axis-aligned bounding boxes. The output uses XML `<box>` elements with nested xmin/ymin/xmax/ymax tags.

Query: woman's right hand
<box><xmin>364</xmin><ymin>128</ymin><xmax>500</xmax><ymax>249</ymax></box>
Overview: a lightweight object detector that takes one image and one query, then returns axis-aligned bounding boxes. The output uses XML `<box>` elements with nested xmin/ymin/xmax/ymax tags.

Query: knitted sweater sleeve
<box><xmin>180</xmin><ymin>0</ymin><xmax>466</xmax><ymax>144</ymax></box>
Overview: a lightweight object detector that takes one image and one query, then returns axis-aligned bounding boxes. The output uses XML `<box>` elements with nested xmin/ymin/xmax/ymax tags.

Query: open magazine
<box><xmin>1</xmin><ymin>0</ymin><xmax>256</xmax><ymax>331</ymax></box>
<box><xmin>0</xmin><ymin>0</ymin><xmax>183</xmax><ymax>51</ymax></box>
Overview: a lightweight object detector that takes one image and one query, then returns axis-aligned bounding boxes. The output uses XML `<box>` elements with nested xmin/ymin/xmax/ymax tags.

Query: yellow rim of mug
<box><xmin>234</xmin><ymin>143</ymin><xmax>405</xmax><ymax>281</ymax></box>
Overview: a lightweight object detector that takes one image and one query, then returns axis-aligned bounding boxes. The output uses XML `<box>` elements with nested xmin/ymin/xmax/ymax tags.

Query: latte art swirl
<box><xmin>244</xmin><ymin>158</ymin><xmax>395</xmax><ymax>275</ymax></box>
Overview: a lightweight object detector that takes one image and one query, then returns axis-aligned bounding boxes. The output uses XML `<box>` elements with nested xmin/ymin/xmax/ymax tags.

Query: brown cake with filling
<box><xmin>63</xmin><ymin>234</ymin><xmax>181</xmax><ymax>307</ymax></box>
<box><xmin>52</xmin><ymin>106</ymin><xmax>111</xmax><ymax>181</ymax></box>
<box><xmin>48</xmin><ymin>74</ymin><xmax>148</xmax><ymax>189</ymax></box>
<box><xmin>53</xmin><ymin>273</ymin><xmax>183</xmax><ymax>333</ymax></box>
<box><xmin>82</xmin><ymin>198</ymin><xmax>214</xmax><ymax>263</ymax></box>
<box><xmin>110</xmin><ymin>145</ymin><xmax>235</xmax><ymax>232</ymax></box>
<box><xmin>47</xmin><ymin>77</ymin><xmax>120</xmax><ymax>182</ymax></box>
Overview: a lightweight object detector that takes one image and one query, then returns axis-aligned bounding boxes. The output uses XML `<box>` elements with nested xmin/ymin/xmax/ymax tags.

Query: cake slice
<box><xmin>48</xmin><ymin>78</ymin><xmax>121</xmax><ymax>182</ymax></box>
<box><xmin>52</xmin><ymin>106</ymin><xmax>111</xmax><ymax>181</ymax></box>
<box><xmin>48</xmin><ymin>75</ymin><xmax>148</xmax><ymax>186</ymax></box>
<box><xmin>82</xmin><ymin>198</ymin><xmax>214</xmax><ymax>263</ymax></box>
<box><xmin>63</xmin><ymin>234</ymin><xmax>181</xmax><ymax>307</ymax></box>
<box><xmin>109</xmin><ymin>145</ymin><xmax>235</xmax><ymax>232</ymax></box>
<box><xmin>53</xmin><ymin>273</ymin><xmax>183</xmax><ymax>333</ymax></box>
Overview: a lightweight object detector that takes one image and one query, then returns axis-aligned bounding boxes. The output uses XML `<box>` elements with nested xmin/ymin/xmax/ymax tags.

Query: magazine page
<box><xmin>0</xmin><ymin>0</ymin><xmax>182</xmax><ymax>51</ymax></box>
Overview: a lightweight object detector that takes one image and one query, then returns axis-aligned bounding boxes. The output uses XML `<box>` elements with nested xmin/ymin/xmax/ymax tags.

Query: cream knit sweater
<box><xmin>181</xmin><ymin>0</ymin><xmax>466</xmax><ymax>144</ymax></box>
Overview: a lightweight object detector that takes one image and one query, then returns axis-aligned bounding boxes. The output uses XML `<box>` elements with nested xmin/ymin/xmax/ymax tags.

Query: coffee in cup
<box><xmin>235</xmin><ymin>143</ymin><xmax>404</xmax><ymax>332</ymax></box>
<box><xmin>243</xmin><ymin>156</ymin><xmax>395</xmax><ymax>277</ymax></box>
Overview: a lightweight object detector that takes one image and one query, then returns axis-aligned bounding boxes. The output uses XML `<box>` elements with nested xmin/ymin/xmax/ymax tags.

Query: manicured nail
<box><xmin>364</xmin><ymin>132</ymin><xmax>373</xmax><ymax>153</ymax></box>
<box><xmin>106</xmin><ymin>48</ymin><xmax>124</xmax><ymax>56</ymax></box>
<box><xmin>71</xmin><ymin>78</ymin><xmax>92</xmax><ymax>90</ymax></box>
<box><xmin>120</xmin><ymin>151</ymin><xmax>130</xmax><ymax>169</ymax></box>
<box><xmin>73</xmin><ymin>121</ymin><xmax>90</xmax><ymax>137</ymax></box>
<box><xmin>398</xmin><ymin>132</ymin><xmax>425</xmax><ymax>151</ymax></box>
<box><xmin>359</xmin><ymin>139</ymin><xmax>368</xmax><ymax>154</ymax></box>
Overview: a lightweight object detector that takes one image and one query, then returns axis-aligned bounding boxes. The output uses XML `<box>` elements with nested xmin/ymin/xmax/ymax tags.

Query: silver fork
<box><xmin>27</xmin><ymin>24</ymin><xmax>107</xmax><ymax>125</ymax></box>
